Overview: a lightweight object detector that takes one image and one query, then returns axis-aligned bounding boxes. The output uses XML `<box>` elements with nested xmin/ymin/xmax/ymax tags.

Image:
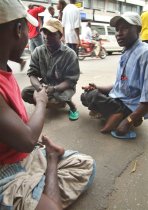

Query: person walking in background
<box><xmin>44</xmin><ymin>6</ymin><xmax>55</xmax><ymax>23</ymax></box>
<box><xmin>141</xmin><ymin>5</ymin><xmax>148</xmax><ymax>43</ymax></box>
<box><xmin>62</xmin><ymin>0</ymin><xmax>81</xmax><ymax>55</ymax></box>
<box><xmin>28</xmin><ymin>4</ymin><xmax>45</xmax><ymax>52</ymax></box>
<box><xmin>57</xmin><ymin>0</ymin><xmax>67</xmax><ymax>21</ymax></box>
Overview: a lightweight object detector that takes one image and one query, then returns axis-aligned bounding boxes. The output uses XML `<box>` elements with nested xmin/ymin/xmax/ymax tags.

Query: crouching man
<box><xmin>22</xmin><ymin>18</ymin><xmax>80</xmax><ymax>121</ymax></box>
<box><xmin>81</xmin><ymin>12</ymin><xmax>148</xmax><ymax>136</ymax></box>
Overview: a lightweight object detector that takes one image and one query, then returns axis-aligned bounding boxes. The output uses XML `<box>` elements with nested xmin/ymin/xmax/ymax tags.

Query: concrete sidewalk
<box><xmin>12</xmin><ymin>55</ymin><xmax>148</xmax><ymax>210</ymax></box>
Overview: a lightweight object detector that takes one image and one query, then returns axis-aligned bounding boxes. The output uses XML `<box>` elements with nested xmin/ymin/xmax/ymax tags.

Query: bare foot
<box><xmin>41</xmin><ymin>136</ymin><xmax>64</xmax><ymax>158</ymax></box>
<box><xmin>100</xmin><ymin>113</ymin><xmax>123</xmax><ymax>134</ymax></box>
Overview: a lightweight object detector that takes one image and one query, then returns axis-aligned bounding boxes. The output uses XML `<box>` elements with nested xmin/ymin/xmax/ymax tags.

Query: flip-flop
<box><xmin>111</xmin><ymin>130</ymin><xmax>136</xmax><ymax>140</ymax></box>
<box><xmin>69</xmin><ymin>110</ymin><xmax>79</xmax><ymax>121</ymax></box>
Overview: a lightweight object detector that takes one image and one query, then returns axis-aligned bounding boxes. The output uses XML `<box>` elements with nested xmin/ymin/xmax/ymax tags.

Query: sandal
<box><xmin>69</xmin><ymin>110</ymin><xmax>79</xmax><ymax>121</ymax></box>
<box><xmin>111</xmin><ymin>130</ymin><xmax>136</xmax><ymax>140</ymax></box>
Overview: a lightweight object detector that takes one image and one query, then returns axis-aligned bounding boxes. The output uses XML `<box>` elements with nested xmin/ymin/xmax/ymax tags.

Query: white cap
<box><xmin>41</xmin><ymin>18</ymin><xmax>63</xmax><ymax>34</ymax></box>
<box><xmin>110</xmin><ymin>12</ymin><xmax>142</xmax><ymax>27</ymax></box>
<box><xmin>0</xmin><ymin>0</ymin><xmax>38</xmax><ymax>27</ymax></box>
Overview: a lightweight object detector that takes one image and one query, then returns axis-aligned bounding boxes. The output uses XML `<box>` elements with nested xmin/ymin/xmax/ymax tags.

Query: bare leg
<box><xmin>100</xmin><ymin>112</ymin><xmax>123</xmax><ymax>133</ymax></box>
<box><xmin>66</xmin><ymin>100</ymin><xmax>77</xmax><ymax>112</ymax></box>
<box><xmin>35</xmin><ymin>136</ymin><xmax>64</xmax><ymax>210</ymax></box>
<box><xmin>134</xmin><ymin>117</ymin><xmax>143</xmax><ymax>127</ymax></box>
<box><xmin>89</xmin><ymin>110</ymin><xmax>102</xmax><ymax>119</ymax></box>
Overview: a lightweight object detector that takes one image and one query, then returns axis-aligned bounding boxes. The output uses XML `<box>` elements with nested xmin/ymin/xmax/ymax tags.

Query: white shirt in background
<box><xmin>44</xmin><ymin>9</ymin><xmax>52</xmax><ymax>23</ymax></box>
<box><xmin>81</xmin><ymin>26</ymin><xmax>92</xmax><ymax>42</ymax></box>
<box><xmin>62</xmin><ymin>4</ymin><xmax>81</xmax><ymax>44</ymax></box>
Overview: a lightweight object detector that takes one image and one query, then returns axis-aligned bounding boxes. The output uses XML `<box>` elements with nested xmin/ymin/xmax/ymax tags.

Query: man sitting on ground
<box><xmin>22</xmin><ymin>18</ymin><xmax>80</xmax><ymax>121</ymax></box>
<box><xmin>81</xmin><ymin>12</ymin><xmax>148</xmax><ymax>135</ymax></box>
<box><xmin>0</xmin><ymin>1</ymin><xmax>95</xmax><ymax>209</ymax></box>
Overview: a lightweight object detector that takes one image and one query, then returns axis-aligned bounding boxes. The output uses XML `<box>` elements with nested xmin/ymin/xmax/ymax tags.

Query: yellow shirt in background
<box><xmin>141</xmin><ymin>11</ymin><xmax>148</xmax><ymax>41</ymax></box>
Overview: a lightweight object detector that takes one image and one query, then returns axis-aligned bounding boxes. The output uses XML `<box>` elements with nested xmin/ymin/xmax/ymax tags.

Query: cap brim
<box><xmin>40</xmin><ymin>25</ymin><xmax>58</xmax><ymax>33</ymax></box>
<box><xmin>26</xmin><ymin>13</ymin><xmax>38</xmax><ymax>27</ymax></box>
<box><xmin>110</xmin><ymin>15</ymin><xmax>140</xmax><ymax>27</ymax></box>
<box><xmin>110</xmin><ymin>16</ymin><xmax>123</xmax><ymax>27</ymax></box>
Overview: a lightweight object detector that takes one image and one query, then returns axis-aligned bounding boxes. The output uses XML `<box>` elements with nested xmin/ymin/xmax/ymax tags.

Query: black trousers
<box><xmin>81</xmin><ymin>89</ymin><xmax>132</xmax><ymax>118</ymax></box>
<box><xmin>67</xmin><ymin>43</ymin><xmax>78</xmax><ymax>56</ymax></box>
<box><xmin>22</xmin><ymin>86</ymin><xmax>75</xmax><ymax>104</ymax></box>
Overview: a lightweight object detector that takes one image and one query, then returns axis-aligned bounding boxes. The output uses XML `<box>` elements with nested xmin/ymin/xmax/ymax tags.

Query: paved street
<box><xmin>10</xmin><ymin>54</ymin><xmax>148</xmax><ymax>210</ymax></box>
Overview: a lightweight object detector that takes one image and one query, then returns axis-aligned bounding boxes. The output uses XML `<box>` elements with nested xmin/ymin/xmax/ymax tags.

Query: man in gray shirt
<box><xmin>22</xmin><ymin>18</ymin><xmax>80</xmax><ymax>120</ymax></box>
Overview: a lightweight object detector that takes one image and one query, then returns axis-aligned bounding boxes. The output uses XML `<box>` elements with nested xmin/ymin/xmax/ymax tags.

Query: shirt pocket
<box><xmin>120</xmin><ymin>79</ymin><xmax>140</xmax><ymax>98</ymax></box>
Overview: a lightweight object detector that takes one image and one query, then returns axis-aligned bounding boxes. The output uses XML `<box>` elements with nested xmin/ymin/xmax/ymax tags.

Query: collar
<box><xmin>45</xmin><ymin>42</ymin><xmax>65</xmax><ymax>55</ymax></box>
<box><xmin>122</xmin><ymin>39</ymin><xmax>141</xmax><ymax>54</ymax></box>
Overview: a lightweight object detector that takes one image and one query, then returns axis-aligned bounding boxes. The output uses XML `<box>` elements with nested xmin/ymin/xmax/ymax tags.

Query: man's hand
<box><xmin>82</xmin><ymin>83</ymin><xmax>98</xmax><ymax>92</ymax></box>
<box><xmin>116</xmin><ymin>118</ymin><xmax>132</xmax><ymax>135</ymax></box>
<box><xmin>89</xmin><ymin>83</ymin><xmax>98</xmax><ymax>89</ymax></box>
<box><xmin>46</xmin><ymin>85</ymin><xmax>55</xmax><ymax>96</ymax></box>
<box><xmin>33</xmin><ymin>87</ymin><xmax>48</xmax><ymax>105</ymax></box>
<box><xmin>36</xmin><ymin>84</ymin><xmax>43</xmax><ymax>92</ymax></box>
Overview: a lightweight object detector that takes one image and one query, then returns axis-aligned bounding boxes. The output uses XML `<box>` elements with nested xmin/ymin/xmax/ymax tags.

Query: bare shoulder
<box><xmin>0</xmin><ymin>94</ymin><xmax>23</xmax><ymax>131</ymax></box>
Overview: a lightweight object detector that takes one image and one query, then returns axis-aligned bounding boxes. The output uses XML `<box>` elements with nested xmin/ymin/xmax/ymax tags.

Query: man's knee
<box><xmin>81</xmin><ymin>89</ymin><xmax>98</xmax><ymax>107</ymax></box>
<box><xmin>22</xmin><ymin>87</ymin><xmax>28</xmax><ymax>101</ymax></box>
<box><xmin>54</xmin><ymin>89</ymin><xmax>75</xmax><ymax>102</ymax></box>
<box><xmin>21</xmin><ymin>86</ymin><xmax>35</xmax><ymax>104</ymax></box>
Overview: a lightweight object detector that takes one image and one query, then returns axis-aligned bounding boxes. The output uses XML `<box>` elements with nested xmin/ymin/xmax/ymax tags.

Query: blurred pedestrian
<box><xmin>44</xmin><ymin>6</ymin><xmax>55</xmax><ymax>23</ymax></box>
<box><xmin>57</xmin><ymin>0</ymin><xmax>67</xmax><ymax>21</ymax></box>
<box><xmin>28</xmin><ymin>4</ymin><xmax>45</xmax><ymax>52</ymax></box>
<box><xmin>62</xmin><ymin>0</ymin><xmax>81</xmax><ymax>55</ymax></box>
<box><xmin>141</xmin><ymin>5</ymin><xmax>148</xmax><ymax>43</ymax></box>
<box><xmin>81</xmin><ymin>21</ymin><xmax>100</xmax><ymax>57</ymax></box>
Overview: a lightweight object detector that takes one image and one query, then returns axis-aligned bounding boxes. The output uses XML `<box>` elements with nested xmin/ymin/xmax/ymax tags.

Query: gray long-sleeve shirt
<box><xmin>27</xmin><ymin>43</ymin><xmax>80</xmax><ymax>88</ymax></box>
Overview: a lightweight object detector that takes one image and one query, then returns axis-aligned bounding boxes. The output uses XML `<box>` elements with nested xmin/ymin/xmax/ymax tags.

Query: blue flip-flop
<box><xmin>111</xmin><ymin>131</ymin><xmax>136</xmax><ymax>140</ymax></box>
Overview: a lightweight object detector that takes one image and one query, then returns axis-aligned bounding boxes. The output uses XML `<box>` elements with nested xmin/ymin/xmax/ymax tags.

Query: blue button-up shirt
<box><xmin>109</xmin><ymin>39</ymin><xmax>148</xmax><ymax>118</ymax></box>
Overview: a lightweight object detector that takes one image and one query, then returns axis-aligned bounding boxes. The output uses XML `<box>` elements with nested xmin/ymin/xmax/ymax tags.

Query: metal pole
<box><xmin>91</xmin><ymin>0</ymin><xmax>95</xmax><ymax>21</ymax></box>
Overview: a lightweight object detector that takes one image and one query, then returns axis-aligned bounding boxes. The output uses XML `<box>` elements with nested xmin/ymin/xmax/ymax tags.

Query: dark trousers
<box><xmin>81</xmin><ymin>89</ymin><xmax>132</xmax><ymax>118</ymax></box>
<box><xmin>67</xmin><ymin>43</ymin><xmax>78</xmax><ymax>56</ymax></box>
<box><xmin>22</xmin><ymin>85</ymin><xmax>77</xmax><ymax>111</ymax></box>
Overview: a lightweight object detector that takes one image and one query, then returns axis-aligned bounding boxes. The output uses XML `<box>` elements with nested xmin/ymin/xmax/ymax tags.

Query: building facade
<box><xmin>83</xmin><ymin>0</ymin><xmax>145</xmax><ymax>22</ymax></box>
<box><xmin>23</xmin><ymin>0</ymin><xmax>146</xmax><ymax>22</ymax></box>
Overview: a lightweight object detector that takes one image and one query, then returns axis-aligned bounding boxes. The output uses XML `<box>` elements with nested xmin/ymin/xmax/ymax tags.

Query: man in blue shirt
<box><xmin>81</xmin><ymin>12</ymin><xmax>148</xmax><ymax>135</ymax></box>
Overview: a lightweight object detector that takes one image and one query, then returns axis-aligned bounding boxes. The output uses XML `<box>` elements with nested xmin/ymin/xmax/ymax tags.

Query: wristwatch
<box><xmin>126</xmin><ymin>116</ymin><xmax>133</xmax><ymax>124</ymax></box>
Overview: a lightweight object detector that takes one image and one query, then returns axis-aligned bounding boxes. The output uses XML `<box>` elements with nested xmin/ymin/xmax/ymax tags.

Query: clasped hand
<box><xmin>82</xmin><ymin>83</ymin><xmax>98</xmax><ymax>92</ymax></box>
<box><xmin>46</xmin><ymin>85</ymin><xmax>55</xmax><ymax>96</ymax></box>
<box><xmin>33</xmin><ymin>87</ymin><xmax>48</xmax><ymax>104</ymax></box>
